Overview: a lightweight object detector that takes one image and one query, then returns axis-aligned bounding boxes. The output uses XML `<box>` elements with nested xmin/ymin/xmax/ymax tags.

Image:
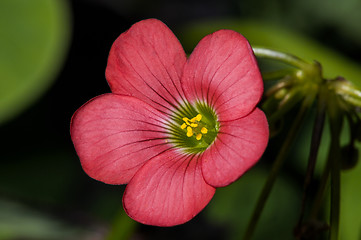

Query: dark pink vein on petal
<box><xmin>71</xmin><ymin>94</ymin><xmax>173</xmax><ymax>185</ymax></box>
<box><xmin>182</xmin><ymin>29</ymin><xmax>263</xmax><ymax>121</ymax></box>
<box><xmin>201</xmin><ymin>108</ymin><xmax>269</xmax><ymax>187</ymax></box>
<box><xmin>206</xmin><ymin>52</ymin><xmax>238</xmax><ymax>108</ymax></box>
<box><xmin>211</xmin><ymin>69</ymin><xmax>253</xmax><ymax>114</ymax></box>
<box><xmin>146</xmin><ymin>32</ymin><xmax>187</xmax><ymax>104</ymax></box>
<box><xmin>123</xmin><ymin>149</ymin><xmax>215</xmax><ymax>226</ymax></box>
<box><xmin>105</xmin><ymin>19</ymin><xmax>186</xmax><ymax>114</ymax></box>
<box><xmin>115</xmin><ymin>48</ymin><xmax>177</xmax><ymax>112</ymax></box>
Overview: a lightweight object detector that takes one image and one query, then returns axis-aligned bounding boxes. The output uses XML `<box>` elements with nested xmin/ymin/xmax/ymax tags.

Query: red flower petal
<box><xmin>123</xmin><ymin>149</ymin><xmax>215</xmax><ymax>226</ymax></box>
<box><xmin>105</xmin><ymin>19</ymin><xmax>187</xmax><ymax>114</ymax></box>
<box><xmin>201</xmin><ymin>108</ymin><xmax>269</xmax><ymax>187</ymax></box>
<box><xmin>182</xmin><ymin>30</ymin><xmax>263</xmax><ymax>121</ymax></box>
<box><xmin>70</xmin><ymin>94</ymin><xmax>170</xmax><ymax>185</ymax></box>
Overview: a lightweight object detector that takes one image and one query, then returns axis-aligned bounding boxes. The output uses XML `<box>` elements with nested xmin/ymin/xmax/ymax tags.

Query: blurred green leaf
<box><xmin>0</xmin><ymin>199</ymin><xmax>84</xmax><ymax>240</ymax></box>
<box><xmin>286</xmin><ymin>0</ymin><xmax>361</xmax><ymax>44</ymax></box>
<box><xmin>0</xmin><ymin>0</ymin><xmax>71</xmax><ymax>124</ymax></box>
<box><xmin>0</xmin><ymin>149</ymin><xmax>115</xmax><ymax>239</ymax></box>
<box><xmin>236</xmin><ymin>0</ymin><xmax>361</xmax><ymax>46</ymax></box>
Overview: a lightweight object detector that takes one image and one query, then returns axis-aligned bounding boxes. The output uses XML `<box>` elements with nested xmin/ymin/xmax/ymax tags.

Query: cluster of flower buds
<box><xmin>255</xmin><ymin>48</ymin><xmax>361</xmax><ymax>170</ymax></box>
<box><xmin>247</xmin><ymin>47</ymin><xmax>361</xmax><ymax>240</ymax></box>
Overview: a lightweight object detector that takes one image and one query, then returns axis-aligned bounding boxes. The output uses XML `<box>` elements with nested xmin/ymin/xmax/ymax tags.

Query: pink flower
<box><xmin>70</xmin><ymin>19</ymin><xmax>269</xmax><ymax>226</ymax></box>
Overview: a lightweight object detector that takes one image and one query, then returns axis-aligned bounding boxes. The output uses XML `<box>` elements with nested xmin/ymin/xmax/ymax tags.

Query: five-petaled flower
<box><xmin>70</xmin><ymin>19</ymin><xmax>269</xmax><ymax>226</ymax></box>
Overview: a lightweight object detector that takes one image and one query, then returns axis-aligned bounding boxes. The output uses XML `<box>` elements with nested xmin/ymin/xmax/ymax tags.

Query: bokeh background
<box><xmin>1</xmin><ymin>0</ymin><xmax>361</xmax><ymax>239</ymax></box>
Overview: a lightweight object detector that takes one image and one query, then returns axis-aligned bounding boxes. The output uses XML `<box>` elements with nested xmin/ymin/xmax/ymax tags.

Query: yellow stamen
<box><xmin>196</xmin><ymin>133</ymin><xmax>202</xmax><ymax>140</ymax></box>
<box><xmin>186</xmin><ymin>126</ymin><xmax>193</xmax><ymax>137</ymax></box>
<box><xmin>201</xmin><ymin>127</ymin><xmax>208</xmax><ymax>134</ymax></box>
<box><xmin>181</xmin><ymin>113</ymin><xmax>207</xmax><ymax>140</ymax></box>
<box><xmin>183</xmin><ymin>117</ymin><xmax>190</xmax><ymax>125</ymax></box>
<box><xmin>190</xmin><ymin>114</ymin><xmax>202</xmax><ymax>122</ymax></box>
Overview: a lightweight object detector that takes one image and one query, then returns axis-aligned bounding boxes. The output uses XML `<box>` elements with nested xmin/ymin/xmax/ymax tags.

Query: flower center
<box><xmin>168</xmin><ymin>102</ymin><xmax>219</xmax><ymax>154</ymax></box>
<box><xmin>181</xmin><ymin>114</ymin><xmax>208</xmax><ymax>140</ymax></box>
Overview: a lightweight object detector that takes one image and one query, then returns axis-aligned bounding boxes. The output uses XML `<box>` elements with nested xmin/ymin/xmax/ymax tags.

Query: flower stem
<box><xmin>329</xmin><ymin>133</ymin><xmax>341</xmax><ymax>240</ymax></box>
<box><xmin>243</xmin><ymin>96</ymin><xmax>314</xmax><ymax>240</ymax></box>
<box><xmin>309</xmin><ymin>151</ymin><xmax>331</xmax><ymax>220</ymax></box>
<box><xmin>105</xmin><ymin>206</ymin><xmax>136</xmax><ymax>240</ymax></box>
<box><xmin>327</xmin><ymin>94</ymin><xmax>343</xmax><ymax>240</ymax></box>
<box><xmin>307</xmin><ymin>122</ymin><xmax>342</xmax><ymax>240</ymax></box>
<box><xmin>295</xmin><ymin>92</ymin><xmax>326</xmax><ymax>235</ymax></box>
<box><xmin>253</xmin><ymin>47</ymin><xmax>309</xmax><ymax>69</ymax></box>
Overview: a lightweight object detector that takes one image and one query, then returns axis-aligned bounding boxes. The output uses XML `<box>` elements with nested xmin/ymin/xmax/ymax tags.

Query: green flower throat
<box><xmin>167</xmin><ymin>102</ymin><xmax>220</xmax><ymax>154</ymax></box>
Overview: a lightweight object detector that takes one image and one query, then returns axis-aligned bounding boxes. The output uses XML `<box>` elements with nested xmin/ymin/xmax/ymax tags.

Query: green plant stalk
<box><xmin>309</xmin><ymin>151</ymin><xmax>331</xmax><ymax>220</ymax></box>
<box><xmin>253</xmin><ymin>47</ymin><xmax>309</xmax><ymax>70</ymax></box>
<box><xmin>307</xmin><ymin>125</ymin><xmax>342</xmax><ymax>240</ymax></box>
<box><xmin>295</xmin><ymin>93</ymin><xmax>326</xmax><ymax>234</ymax></box>
<box><xmin>327</xmin><ymin>98</ymin><xmax>342</xmax><ymax>240</ymax></box>
<box><xmin>243</xmin><ymin>96</ymin><xmax>314</xmax><ymax>240</ymax></box>
<box><xmin>305</xmin><ymin>88</ymin><xmax>342</xmax><ymax>240</ymax></box>
<box><xmin>105</xmin><ymin>206</ymin><xmax>137</xmax><ymax>240</ymax></box>
<box><xmin>329</xmin><ymin>131</ymin><xmax>341</xmax><ymax>240</ymax></box>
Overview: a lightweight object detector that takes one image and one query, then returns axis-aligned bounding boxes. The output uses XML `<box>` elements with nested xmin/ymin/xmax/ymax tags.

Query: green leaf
<box><xmin>0</xmin><ymin>0</ymin><xmax>71</xmax><ymax>124</ymax></box>
<box><xmin>0</xmin><ymin>199</ymin><xmax>83</xmax><ymax>240</ymax></box>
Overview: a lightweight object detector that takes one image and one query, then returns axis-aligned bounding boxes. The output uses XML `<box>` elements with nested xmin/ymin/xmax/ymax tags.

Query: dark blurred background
<box><xmin>1</xmin><ymin>0</ymin><xmax>361</xmax><ymax>239</ymax></box>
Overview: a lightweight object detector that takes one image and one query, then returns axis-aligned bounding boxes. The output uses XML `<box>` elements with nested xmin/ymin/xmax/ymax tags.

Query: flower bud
<box><xmin>341</xmin><ymin>144</ymin><xmax>359</xmax><ymax>170</ymax></box>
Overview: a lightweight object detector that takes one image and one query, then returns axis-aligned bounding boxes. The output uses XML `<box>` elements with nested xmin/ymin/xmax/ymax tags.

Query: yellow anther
<box><xmin>195</xmin><ymin>114</ymin><xmax>202</xmax><ymax>121</ymax></box>
<box><xmin>183</xmin><ymin>117</ymin><xmax>190</xmax><ymax>125</ymax></box>
<box><xmin>201</xmin><ymin>127</ymin><xmax>208</xmax><ymax>134</ymax></box>
<box><xmin>196</xmin><ymin>134</ymin><xmax>202</xmax><ymax>140</ymax></box>
<box><xmin>186</xmin><ymin>126</ymin><xmax>193</xmax><ymax>137</ymax></box>
<box><xmin>181</xmin><ymin>114</ymin><xmax>207</xmax><ymax>139</ymax></box>
<box><xmin>190</xmin><ymin>114</ymin><xmax>202</xmax><ymax>122</ymax></box>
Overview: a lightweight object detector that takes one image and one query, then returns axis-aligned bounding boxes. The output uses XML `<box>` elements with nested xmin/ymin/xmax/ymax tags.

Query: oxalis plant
<box><xmin>70</xmin><ymin>19</ymin><xmax>361</xmax><ymax>240</ymax></box>
<box><xmin>245</xmin><ymin>48</ymin><xmax>361</xmax><ymax>240</ymax></box>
